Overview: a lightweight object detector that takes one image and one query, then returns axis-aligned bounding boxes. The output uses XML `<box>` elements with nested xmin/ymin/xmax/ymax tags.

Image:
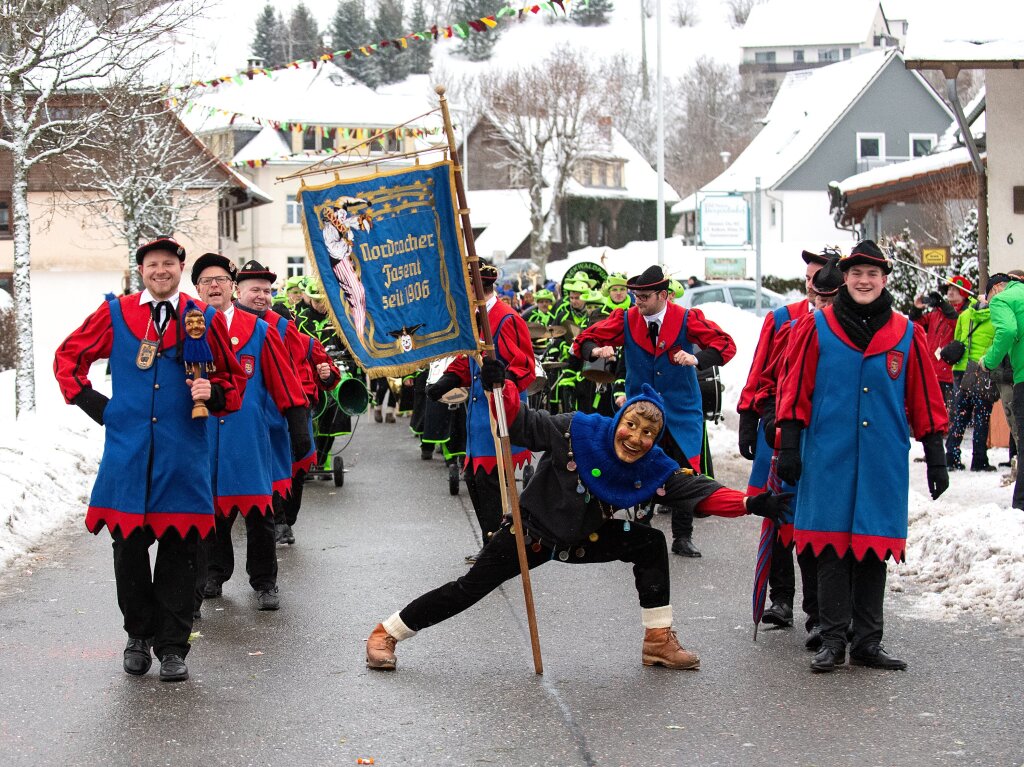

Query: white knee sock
<box><xmin>641</xmin><ymin>605</ymin><xmax>673</xmax><ymax>629</ymax></box>
<box><xmin>382</xmin><ymin>612</ymin><xmax>417</xmax><ymax>641</ymax></box>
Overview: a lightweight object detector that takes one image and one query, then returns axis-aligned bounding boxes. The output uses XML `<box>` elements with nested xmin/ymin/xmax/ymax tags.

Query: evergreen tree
<box><xmin>882</xmin><ymin>228</ymin><xmax>929</xmax><ymax>313</ymax></box>
<box><xmin>370</xmin><ymin>0</ymin><xmax>411</xmax><ymax>85</ymax></box>
<box><xmin>456</xmin><ymin>0</ymin><xmax>502</xmax><ymax>62</ymax></box>
<box><xmin>573</xmin><ymin>0</ymin><xmax>615</xmax><ymax>26</ymax></box>
<box><xmin>251</xmin><ymin>3</ymin><xmax>279</xmax><ymax>67</ymax></box>
<box><xmin>408</xmin><ymin>0</ymin><xmax>433</xmax><ymax>76</ymax></box>
<box><xmin>271</xmin><ymin>10</ymin><xmax>290</xmax><ymax>68</ymax></box>
<box><xmin>330</xmin><ymin>0</ymin><xmax>376</xmax><ymax>86</ymax></box>
<box><xmin>288</xmin><ymin>2</ymin><xmax>323</xmax><ymax>62</ymax></box>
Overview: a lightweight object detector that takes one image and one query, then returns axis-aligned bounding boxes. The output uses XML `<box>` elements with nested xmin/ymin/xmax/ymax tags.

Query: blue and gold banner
<box><xmin>298</xmin><ymin>161</ymin><xmax>477</xmax><ymax>376</ymax></box>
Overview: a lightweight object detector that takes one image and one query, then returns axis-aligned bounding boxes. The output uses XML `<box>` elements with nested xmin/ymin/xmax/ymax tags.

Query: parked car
<box><xmin>678</xmin><ymin>281</ymin><xmax>786</xmax><ymax>313</ymax></box>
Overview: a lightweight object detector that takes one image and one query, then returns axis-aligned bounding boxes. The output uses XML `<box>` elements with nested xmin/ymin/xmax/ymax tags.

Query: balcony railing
<box><xmin>856</xmin><ymin>155</ymin><xmax>914</xmax><ymax>173</ymax></box>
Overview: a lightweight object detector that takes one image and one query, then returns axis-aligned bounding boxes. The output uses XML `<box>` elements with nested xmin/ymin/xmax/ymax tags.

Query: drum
<box><xmin>581</xmin><ymin>356</ymin><xmax>616</xmax><ymax>384</ymax></box>
<box><xmin>527</xmin><ymin>357</ymin><xmax>547</xmax><ymax>395</ymax></box>
<box><xmin>439</xmin><ymin>387</ymin><xmax>469</xmax><ymax>406</ymax></box>
<box><xmin>697</xmin><ymin>365</ymin><xmax>723</xmax><ymax>423</ymax></box>
<box><xmin>542</xmin><ymin>360</ymin><xmax>567</xmax><ymax>372</ymax></box>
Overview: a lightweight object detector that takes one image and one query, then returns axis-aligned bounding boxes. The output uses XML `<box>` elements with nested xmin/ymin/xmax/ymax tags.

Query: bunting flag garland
<box><xmin>175</xmin><ymin>1</ymin><xmax>575</xmax><ymax>94</ymax></box>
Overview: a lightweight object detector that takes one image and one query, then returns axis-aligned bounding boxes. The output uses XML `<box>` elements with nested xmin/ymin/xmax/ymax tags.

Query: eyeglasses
<box><xmin>197</xmin><ymin>276</ymin><xmax>233</xmax><ymax>286</ymax></box>
<box><xmin>633</xmin><ymin>291</ymin><xmax>663</xmax><ymax>302</ymax></box>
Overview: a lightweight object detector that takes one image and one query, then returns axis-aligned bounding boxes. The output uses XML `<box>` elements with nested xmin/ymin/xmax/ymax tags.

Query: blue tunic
<box><xmin>208</xmin><ymin>314</ymin><xmax>274</xmax><ymax>517</ymax></box>
<box><xmin>267</xmin><ymin>313</ymin><xmax>293</xmax><ymax>495</ymax></box>
<box><xmin>88</xmin><ymin>298</ymin><xmax>215</xmax><ymax>538</ymax></box>
<box><xmin>747</xmin><ymin>305</ymin><xmax>798</xmax><ymax>493</ymax></box>
<box><xmin>795</xmin><ymin>310</ymin><xmax>913</xmax><ymax>562</ymax></box>
<box><xmin>466</xmin><ymin>313</ymin><xmax>530</xmax><ymax>470</ymax></box>
<box><xmin>623</xmin><ymin>309</ymin><xmax>703</xmax><ymax>466</ymax></box>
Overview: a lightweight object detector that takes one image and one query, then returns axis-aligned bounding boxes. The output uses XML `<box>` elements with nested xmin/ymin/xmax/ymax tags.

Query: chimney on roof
<box><xmin>246</xmin><ymin>56</ymin><xmax>265</xmax><ymax>71</ymax></box>
<box><xmin>598</xmin><ymin>115</ymin><xmax>612</xmax><ymax>143</ymax></box>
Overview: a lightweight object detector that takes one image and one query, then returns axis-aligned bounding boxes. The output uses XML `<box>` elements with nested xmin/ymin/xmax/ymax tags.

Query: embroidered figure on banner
<box><xmin>321</xmin><ymin>197</ymin><xmax>373</xmax><ymax>340</ymax></box>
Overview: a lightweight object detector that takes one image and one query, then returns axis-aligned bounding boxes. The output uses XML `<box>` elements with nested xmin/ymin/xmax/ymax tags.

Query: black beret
<box><xmin>236</xmin><ymin>259</ymin><xmax>277</xmax><ymax>284</ymax></box>
<box><xmin>136</xmin><ymin>236</ymin><xmax>185</xmax><ymax>265</ymax></box>
<box><xmin>626</xmin><ymin>265</ymin><xmax>669</xmax><ymax>292</ymax></box>
<box><xmin>190</xmin><ymin>252</ymin><xmax>236</xmax><ymax>286</ymax></box>
<box><xmin>839</xmin><ymin>239</ymin><xmax>892</xmax><ymax>274</ymax></box>
<box><xmin>801</xmin><ymin>245</ymin><xmax>842</xmax><ymax>266</ymax></box>
<box><xmin>478</xmin><ymin>258</ymin><xmax>498</xmax><ymax>284</ymax></box>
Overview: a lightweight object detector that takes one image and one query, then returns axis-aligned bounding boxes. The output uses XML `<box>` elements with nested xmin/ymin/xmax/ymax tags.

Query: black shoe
<box><xmin>421</xmin><ymin>446</ymin><xmax>434</xmax><ymax>461</ymax></box>
<box><xmin>810</xmin><ymin>645</ymin><xmax>846</xmax><ymax>673</ymax></box>
<box><xmin>464</xmin><ymin>547</ymin><xmax>485</xmax><ymax>564</ymax></box>
<box><xmin>193</xmin><ymin>605</ymin><xmax>202</xmax><ymax>621</ymax></box>
<box><xmin>761</xmin><ymin>601</ymin><xmax>794</xmax><ymax>627</ymax></box>
<box><xmin>159</xmin><ymin>654</ymin><xmax>189</xmax><ymax>682</ymax></box>
<box><xmin>850</xmin><ymin>644</ymin><xmax>907</xmax><ymax>670</ymax></box>
<box><xmin>202</xmin><ymin>579</ymin><xmax>223</xmax><ymax>598</ymax></box>
<box><xmin>998</xmin><ymin>460</ymin><xmax>1012</xmax><ymax>468</ymax></box>
<box><xmin>280</xmin><ymin>523</ymin><xmax>295</xmax><ymax>545</ymax></box>
<box><xmin>257</xmin><ymin>587</ymin><xmax>280</xmax><ymax>611</ymax></box>
<box><xmin>947</xmin><ymin>460</ymin><xmax>966</xmax><ymax>471</ymax></box>
<box><xmin>123</xmin><ymin>638</ymin><xmax>152</xmax><ymax>676</ymax></box>
<box><xmin>971</xmin><ymin>463</ymin><xmax>997</xmax><ymax>472</ymax></box>
<box><xmin>805</xmin><ymin>625</ymin><xmax>823</xmax><ymax>651</ymax></box>
<box><xmin>671</xmin><ymin>537</ymin><xmax>702</xmax><ymax>558</ymax></box>
<box><xmin>275</xmin><ymin>523</ymin><xmax>289</xmax><ymax>544</ymax></box>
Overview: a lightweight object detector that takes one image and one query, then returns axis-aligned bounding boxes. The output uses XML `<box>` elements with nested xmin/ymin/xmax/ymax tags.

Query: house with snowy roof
<box><xmin>464</xmin><ymin>114</ymin><xmax>679</xmax><ymax>264</ymax></box>
<box><xmin>829</xmin><ymin>88</ymin><xmax>984</xmax><ymax>244</ymax></box>
<box><xmin>673</xmin><ymin>49</ymin><xmax>952</xmax><ymax>278</ymax></box>
<box><xmin>739</xmin><ymin>0</ymin><xmax>904</xmax><ymax>98</ymax></box>
<box><xmin>184</xmin><ymin>62</ymin><xmax>441</xmax><ymax>281</ymax></box>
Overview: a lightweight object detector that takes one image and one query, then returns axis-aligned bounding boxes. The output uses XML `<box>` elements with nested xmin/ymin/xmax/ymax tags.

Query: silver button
<box><xmin>154</xmin><ymin>384</ymin><xmax>160</xmax><ymax>390</ymax></box>
<box><xmin>219</xmin><ymin>419</ymin><xmax>225</xmax><ymax>424</ymax></box>
<box><xmin>152</xmin><ymin>417</ymin><xmax>158</xmax><ymax>423</ymax></box>
<box><xmin>862</xmin><ymin>387</ymin><xmax>869</xmax><ymax>393</ymax></box>
<box><xmin>862</xmin><ymin>420</ymin><xmax>869</xmax><ymax>427</ymax></box>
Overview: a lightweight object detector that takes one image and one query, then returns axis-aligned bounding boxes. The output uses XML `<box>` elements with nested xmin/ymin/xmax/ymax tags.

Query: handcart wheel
<box><xmin>333</xmin><ymin>455</ymin><xmax>345</xmax><ymax>487</ymax></box>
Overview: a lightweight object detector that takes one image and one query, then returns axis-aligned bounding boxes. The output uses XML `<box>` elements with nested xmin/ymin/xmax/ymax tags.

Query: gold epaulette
<box><xmin>673</xmin><ymin>467</ymin><xmax>696</xmax><ymax>476</ymax></box>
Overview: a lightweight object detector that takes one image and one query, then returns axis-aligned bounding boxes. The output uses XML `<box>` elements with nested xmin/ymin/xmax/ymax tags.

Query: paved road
<box><xmin>1</xmin><ymin>416</ymin><xmax>1022</xmax><ymax>767</ymax></box>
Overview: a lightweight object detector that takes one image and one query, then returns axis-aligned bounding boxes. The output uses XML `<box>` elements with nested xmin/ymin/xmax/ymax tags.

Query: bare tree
<box><xmin>726</xmin><ymin>0</ymin><xmax>765</xmax><ymax>28</ymax></box>
<box><xmin>0</xmin><ymin>0</ymin><xmax>197</xmax><ymax>414</ymax></box>
<box><xmin>470</xmin><ymin>51</ymin><xmax>605</xmax><ymax>272</ymax></box>
<box><xmin>58</xmin><ymin>91</ymin><xmax>232</xmax><ymax>293</ymax></box>
<box><xmin>672</xmin><ymin>0</ymin><xmax>699</xmax><ymax>26</ymax></box>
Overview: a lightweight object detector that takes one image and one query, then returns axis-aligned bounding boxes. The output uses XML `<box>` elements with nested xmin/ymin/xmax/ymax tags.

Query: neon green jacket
<box><xmin>982</xmin><ymin>280</ymin><xmax>1024</xmax><ymax>383</ymax></box>
<box><xmin>952</xmin><ymin>298</ymin><xmax>993</xmax><ymax>371</ymax></box>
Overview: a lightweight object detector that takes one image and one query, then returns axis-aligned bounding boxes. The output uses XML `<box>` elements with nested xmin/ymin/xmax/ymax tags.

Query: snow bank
<box><xmin>0</xmin><ymin>370</ymin><xmax>102</xmax><ymax>571</ymax></box>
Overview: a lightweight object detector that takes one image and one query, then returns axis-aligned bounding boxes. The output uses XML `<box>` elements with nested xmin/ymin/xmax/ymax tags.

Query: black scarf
<box><xmin>235</xmin><ymin>302</ymin><xmax>267</xmax><ymax>320</ymax></box>
<box><xmin>832</xmin><ymin>287</ymin><xmax>893</xmax><ymax>350</ymax></box>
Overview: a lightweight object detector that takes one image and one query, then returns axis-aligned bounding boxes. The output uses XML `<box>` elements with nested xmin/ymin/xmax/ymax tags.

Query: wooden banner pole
<box><xmin>436</xmin><ymin>84</ymin><xmax>543</xmax><ymax>675</ymax></box>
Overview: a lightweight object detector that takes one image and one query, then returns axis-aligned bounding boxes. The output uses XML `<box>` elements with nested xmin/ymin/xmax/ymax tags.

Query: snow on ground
<box><xmin>1</xmin><ymin>255</ymin><xmax>1022</xmax><ymax>628</ymax></box>
<box><xmin>0</xmin><ymin>368</ymin><xmax>103</xmax><ymax>571</ymax></box>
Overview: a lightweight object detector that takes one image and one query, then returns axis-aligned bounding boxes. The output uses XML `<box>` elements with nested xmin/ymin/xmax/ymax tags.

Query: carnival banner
<box><xmin>298</xmin><ymin>161</ymin><xmax>477</xmax><ymax>376</ymax></box>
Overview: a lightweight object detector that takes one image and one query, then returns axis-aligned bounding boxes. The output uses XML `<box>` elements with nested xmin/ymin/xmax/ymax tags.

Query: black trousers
<box><xmin>204</xmin><ymin>508</ymin><xmax>277</xmax><ymax>592</ymax></box>
<box><xmin>817</xmin><ymin>547</ymin><xmax>886</xmax><ymax>653</ymax></box>
<box><xmin>767</xmin><ymin>540</ymin><xmax>820</xmax><ymax>630</ymax></box>
<box><xmin>659</xmin><ymin>426</ymin><xmax>704</xmax><ymax>540</ymax></box>
<box><xmin>463</xmin><ymin>465</ymin><xmax>504</xmax><ymax>545</ymax></box>
<box><xmin>112</xmin><ymin>528</ymin><xmax>199</xmax><ymax>660</ymax></box>
<box><xmin>399</xmin><ymin>519</ymin><xmax>670</xmax><ymax>632</ymax></box>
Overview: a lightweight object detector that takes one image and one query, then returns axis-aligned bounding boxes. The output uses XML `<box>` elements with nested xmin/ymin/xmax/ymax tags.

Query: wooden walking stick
<box><xmin>436</xmin><ymin>85</ymin><xmax>544</xmax><ymax>675</ymax></box>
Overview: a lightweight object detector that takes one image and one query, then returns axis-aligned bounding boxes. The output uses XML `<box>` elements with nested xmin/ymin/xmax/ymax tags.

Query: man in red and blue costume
<box><xmin>572</xmin><ymin>264</ymin><xmax>736</xmax><ymax>558</ymax></box>
<box><xmin>737</xmin><ymin>247</ymin><xmax>832</xmax><ymax>632</ymax></box>
<box><xmin>426</xmin><ymin>261</ymin><xmax>536</xmax><ymax>562</ymax></box>
<box><xmin>54</xmin><ymin>237</ymin><xmax>247</xmax><ymax>682</ymax></box>
<box><xmin>192</xmin><ymin>253</ymin><xmax>310</xmax><ymax>613</ymax></box>
<box><xmin>775</xmin><ymin>240</ymin><xmax>949</xmax><ymax>673</ymax></box>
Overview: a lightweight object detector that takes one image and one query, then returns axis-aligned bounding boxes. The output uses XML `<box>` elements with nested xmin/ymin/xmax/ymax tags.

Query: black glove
<box><xmin>427</xmin><ymin>372</ymin><xmax>460</xmax><ymax>402</ymax></box>
<box><xmin>775</xmin><ymin>421</ymin><xmax>802</xmax><ymax>485</ymax></box>
<box><xmin>694</xmin><ymin>347</ymin><xmax>723</xmax><ymax>371</ymax></box>
<box><xmin>737</xmin><ymin>410</ymin><xmax>759</xmax><ymax>461</ymax></box>
<box><xmin>285</xmin><ymin>406</ymin><xmax>312</xmax><ymax>462</ymax></box>
<box><xmin>921</xmin><ymin>432</ymin><xmax>949</xmax><ymax>500</ymax></box>
<box><xmin>938</xmin><ymin>341</ymin><xmax>965</xmax><ymax>366</ymax></box>
<box><xmin>746</xmin><ymin>492</ymin><xmax>794</xmax><ymax>525</ymax></box>
<box><xmin>480</xmin><ymin>357</ymin><xmax>507</xmax><ymax>389</ymax></box>
<box><xmin>761</xmin><ymin>397</ymin><xmax>777</xmax><ymax>450</ymax></box>
<box><xmin>924</xmin><ymin>291</ymin><xmax>943</xmax><ymax>307</ymax></box>
<box><xmin>72</xmin><ymin>387</ymin><xmax>109</xmax><ymax>426</ymax></box>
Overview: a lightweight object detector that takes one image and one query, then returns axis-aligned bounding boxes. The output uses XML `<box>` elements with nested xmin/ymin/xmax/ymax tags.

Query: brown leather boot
<box><xmin>642</xmin><ymin>627</ymin><xmax>700</xmax><ymax>670</ymax></box>
<box><xmin>366</xmin><ymin>623</ymin><xmax>398</xmax><ymax>670</ymax></box>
